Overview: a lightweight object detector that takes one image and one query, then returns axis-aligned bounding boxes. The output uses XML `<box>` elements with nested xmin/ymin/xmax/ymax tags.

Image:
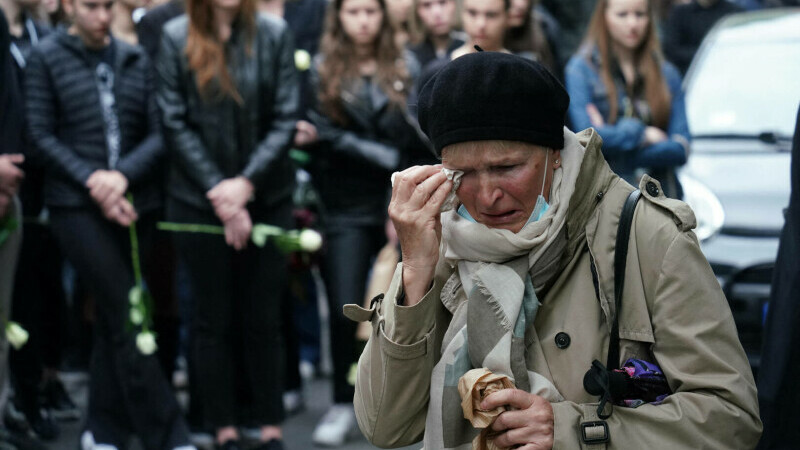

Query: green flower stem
<box><xmin>127</xmin><ymin>193</ymin><xmax>143</xmax><ymax>287</ymax></box>
<box><xmin>157</xmin><ymin>222</ymin><xmax>225</xmax><ymax>235</ymax></box>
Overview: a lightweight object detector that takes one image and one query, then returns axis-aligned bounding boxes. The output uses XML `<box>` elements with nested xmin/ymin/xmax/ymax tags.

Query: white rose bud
<box><xmin>294</xmin><ymin>49</ymin><xmax>311</xmax><ymax>72</ymax></box>
<box><xmin>130</xmin><ymin>308</ymin><xmax>144</xmax><ymax>325</ymax></box>
<box><xmin>6</xmin><ymin>321</ymin><xmax>29</xmax><ymax>350</ymax></box>
<box><xmin>298</xmin><ymin>229</ymin><xmax>322</xmax><ymax>252</ymax></box>
<box><xmin>129</xmin><ymin>286</ymin><xmax>142</xmax><ymax>306</ymax></box>
<box><xmin>136</xmin><ymin>331</ymin><xmax>158</xmax><ymax>355</ymax></box>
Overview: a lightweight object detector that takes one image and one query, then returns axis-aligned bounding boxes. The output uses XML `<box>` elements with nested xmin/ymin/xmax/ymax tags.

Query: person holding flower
<box><xmin>156</xmin><ymin>0</ymin><xmax>299</xmax><ymax>447</ymax></box>
<box><xmin>23</xmin><ymin>0</ymin><xmax>192</xmax><ymax>446</ymax></box>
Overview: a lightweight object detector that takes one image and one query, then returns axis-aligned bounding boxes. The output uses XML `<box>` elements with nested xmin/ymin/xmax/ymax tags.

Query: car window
<box><xmin>687</xmin><ymin>40</ymin><xmax>800</xmax><ymax>138</ymax></box>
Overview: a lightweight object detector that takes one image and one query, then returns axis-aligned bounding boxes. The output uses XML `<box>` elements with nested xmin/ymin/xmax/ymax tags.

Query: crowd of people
<box><xmin>0</xmin><ymin>0</ymin><xmax>795</xmax><ymax>448</ymax></box>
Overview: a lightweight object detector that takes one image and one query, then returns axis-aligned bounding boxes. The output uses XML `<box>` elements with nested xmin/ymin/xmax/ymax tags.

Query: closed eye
<box><xmin>493</xmin><ymin>165</ymin><xmax>516</xmax><ymax>172</ymax></box>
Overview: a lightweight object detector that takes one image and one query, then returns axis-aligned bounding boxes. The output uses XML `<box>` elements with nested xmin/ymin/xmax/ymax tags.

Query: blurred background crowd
<box><xmin>0</xmin><ymin>0</ymin><xmax>799</xmax><ymax>448</ymax></box>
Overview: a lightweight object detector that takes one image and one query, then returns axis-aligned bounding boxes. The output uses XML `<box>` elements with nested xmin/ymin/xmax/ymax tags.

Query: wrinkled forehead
<box><xmin>441</xmin><ymin>140</ymin><xmax>545</xmax><ymax>168</ymax></box>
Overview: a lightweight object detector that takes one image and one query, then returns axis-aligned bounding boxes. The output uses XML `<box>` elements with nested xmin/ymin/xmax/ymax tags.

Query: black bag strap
<box><xmin>582</xmin><ymin>189</ymin><xmax>642</xmax><ymax>423</ymax></box>
<box><xmin>607</xmin><ymin>189</ymin><xmax>641</xmax><ymax>370</ymax></box>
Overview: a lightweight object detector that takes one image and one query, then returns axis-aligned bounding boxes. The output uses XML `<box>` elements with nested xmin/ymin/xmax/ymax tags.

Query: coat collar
<box><xmin>340</xmin><ymin>77</ymin><xmax>391</xmax><ymax>130</ymax></box>
<box><xmin>558</xmin><ymin>128</ymin><xmax>624</xmax><ymax>275</ymax></box>
<box><xmin>55</xmin><ymin>28</ymin><xmax>142</xmax><ymax>71</ymax></box>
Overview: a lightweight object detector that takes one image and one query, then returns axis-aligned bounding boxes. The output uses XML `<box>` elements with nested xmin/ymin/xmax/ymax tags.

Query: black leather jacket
<box><xmin>307</xmin><ymin>53</ymin><xmax>431</xmax><ymax>225</ymax></box>
<box><xmin>156</xmin><ymin>14</ymin><xmax>299</xmax><ymax>211</ymax></box>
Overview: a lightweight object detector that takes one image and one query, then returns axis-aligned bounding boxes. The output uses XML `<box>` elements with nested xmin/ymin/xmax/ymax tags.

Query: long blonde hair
<box><xmin>581</xmin><ymin>0</ymin><xmax>671</xmax><ymax>129</ymax></box>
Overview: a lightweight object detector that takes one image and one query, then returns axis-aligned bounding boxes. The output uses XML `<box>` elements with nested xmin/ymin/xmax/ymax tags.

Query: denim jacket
<box><xmin>565</xmin><ymin>49</ymin><xmax>689</xmax><ymax>196</ymax></box>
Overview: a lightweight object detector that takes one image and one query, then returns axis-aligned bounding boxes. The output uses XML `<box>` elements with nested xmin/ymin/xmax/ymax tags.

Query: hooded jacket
<box><xmin>347</xmin><ymin>128</ymin><xmax>761</xmax><ymax>449</ymax></box>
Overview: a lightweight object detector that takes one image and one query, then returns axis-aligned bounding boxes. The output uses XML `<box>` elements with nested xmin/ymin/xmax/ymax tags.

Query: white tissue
<box><xmin>390</xmin><ymin>169</ymin><xmax>464</xmax><ymax>213</ymax></box>
<box><xmin>440</xmin><ymin>168</ymin><xmax>464</xmax><ymax>212</ymax></box>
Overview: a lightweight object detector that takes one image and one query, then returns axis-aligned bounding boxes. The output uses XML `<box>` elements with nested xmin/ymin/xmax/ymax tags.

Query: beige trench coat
<box><xmin>345</xmin><ymin>129</ymin><xmax>762</xmax><ymax>449</ymax></box>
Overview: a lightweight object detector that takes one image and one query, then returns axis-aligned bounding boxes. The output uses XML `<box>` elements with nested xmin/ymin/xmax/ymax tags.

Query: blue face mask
<box><xmin>457</xmin><ymin>151</ymin><xmax>551</xmax><ymax>226</ymax></box>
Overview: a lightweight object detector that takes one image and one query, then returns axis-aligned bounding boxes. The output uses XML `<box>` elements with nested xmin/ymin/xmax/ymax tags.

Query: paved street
<box><xmin>45</xmin><ymin>372</ymin><xmax>419</xmax><ymax>450</ymax></box>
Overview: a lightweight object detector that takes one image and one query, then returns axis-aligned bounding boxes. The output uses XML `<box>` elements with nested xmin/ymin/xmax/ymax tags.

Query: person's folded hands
<box><xmin>100</xmin><ymin>195</ymin><xmax>138</xmax><ymax>227</ymax></box>
<box><xmin>87</xmin><ymin>170</ymin><xmax>129</xmax><ymax>210</ymax></box>
<box><xmin>207</xmin><ymin>176</ymin><xmax>254</xmax><ymax>222</ymax></box>
<box><xmin>223</xmin><ymin>208</ymin><xmax>252</xmax><ymax>251</ymax></box>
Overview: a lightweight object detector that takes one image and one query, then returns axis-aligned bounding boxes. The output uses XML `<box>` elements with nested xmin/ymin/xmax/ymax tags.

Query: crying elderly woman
<box><xmin>345</xmin><ymin>52</ymin><xmax>761</xmax><ymax>449</ymax></box>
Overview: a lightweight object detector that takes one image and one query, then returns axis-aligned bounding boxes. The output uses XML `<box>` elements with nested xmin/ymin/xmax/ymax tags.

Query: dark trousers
<box><xmin>168</xmin><ymin>199</ymin><xmax>290</xmax><ymax>429</ymax></box>
<box><xmin>320</xmin><ymin>223</ymin><xmax>386</xmax><ymax>404</ymax></box>
<box><xmin>10</xmin><ymin>221</ymin><xmax>66</xmax><ymax>413</ymax></box>
<box><xmin>49</xmin><ymin>207</ymin><xmax>188</xmax><ymax>450</ymax></box>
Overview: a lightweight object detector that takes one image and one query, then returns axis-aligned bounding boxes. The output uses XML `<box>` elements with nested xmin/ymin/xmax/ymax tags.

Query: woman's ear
<box><xmin>551</xmin><ymin>149</ymin><xmax>562</xmax><ymax>169</ymax></box>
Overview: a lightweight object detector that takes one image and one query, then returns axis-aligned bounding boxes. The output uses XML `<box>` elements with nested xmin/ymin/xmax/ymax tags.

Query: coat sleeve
<box><xmin>25</xmin><ymin>48</ymin><xmax>95</xmax><ymax>187</ymax></box>
<box><xmin>307</xmin><ymin>64</ymin><xmax>402</xmax><ymax>171</ymax></box>
<box><xmin>116</xmin><ymin>53</ymin><xmax>165</xmax><ymax>186</ymax></box>
<box><xmin>354</xmin><ymin>262</ymin><xmax>445</xmax><ymax>448</ymax></box>
<box><xmin>551</xmin><ymin>230</ymin><xmax>762</xmax><ymax>449</ymax></box>
<box><xmin>156</xmin><ymin>30</ymin><xmax>225</xmax><ymax>193</ymax></box>
<box><xmin>634</xmin><ymin>62</ymin><xmax>690</xmax><ymax>169</ymax></box>
<box><xmin>240</xmin><ymin>22</ymin><xmax>299</xmax><ymax>187</ymax></box>
<box><xmin>564</xmin><ymin>56</ymin><xmax>646</xmax><ymax>155</ymax></box>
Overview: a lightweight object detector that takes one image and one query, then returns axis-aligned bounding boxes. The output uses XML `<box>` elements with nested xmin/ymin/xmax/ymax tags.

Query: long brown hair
<box><xmin>504</xmin><ymin>0</ymin><xmax>555</xmax><ymax>73</ymax></box>
<box><xmin>581</xmin><ymin>0</ymin><xmax>671</xmax><ymax>129</ymax></box>
<box><xmin>318</xmin><ymin>0</ymin><xmax>411</xmax><ymax>125</ymax></box>
<box><xmin>185</xmin><ymin>0</ymin><xmax>256</xmax><ymax>103</ymax></box>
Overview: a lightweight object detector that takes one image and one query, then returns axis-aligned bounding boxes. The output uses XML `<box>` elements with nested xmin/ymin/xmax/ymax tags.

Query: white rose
<box><xmin>6</xmin><ymin>321</ymin><xmax>29</xmax><ymax>350</ymax></box>
<box><xmin>136</xmin><ymin>331</ymin><xmax>158</xmax><ymax>355</ymax></box>
<box><xmin>294</xmin><ymin>49</ymin><xmax>311</xmax><ymax>72</ymax></box>
<box><xmin>130</xmin><ymin>308</ymin><xmax>144</xmax><ymax>325</ymax></box>
<box><xmin>298</xmin><ymin>229</ymin><xmax>322</xmax><ymax>252</ymax></box>
<box><xmin>129</xmin><ymin>286</ymin><xmax>142</xmax><ymax>306</ymax></box>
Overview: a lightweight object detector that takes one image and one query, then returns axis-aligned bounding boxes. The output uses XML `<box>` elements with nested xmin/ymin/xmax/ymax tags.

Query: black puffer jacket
<box><xmin>156</xmin><ymin>14</ymin><xmax>299</xmax><ymax>211</ymax></box>
<box><xmin>307</xmin><ymin>53</ymin><xmax>430</xmax><ymax>225</ymax></box>
<box><xmin>25</xmin><ymin>30</ymin><xmax>163</xmax><ymax>211</ymax></box>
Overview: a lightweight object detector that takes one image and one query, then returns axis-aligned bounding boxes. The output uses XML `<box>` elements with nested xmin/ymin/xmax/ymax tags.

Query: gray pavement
<box><xmin>43</xmin><ymin>371</ymin><xmax>419</xmax><ymax>450</ymax></box>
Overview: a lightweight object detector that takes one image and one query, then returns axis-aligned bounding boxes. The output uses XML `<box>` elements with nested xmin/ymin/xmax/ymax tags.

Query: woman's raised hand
<box><xmin>388</xmin><ymin>165</ymin><xmax>453</xmax><ymax>306</ymax></box>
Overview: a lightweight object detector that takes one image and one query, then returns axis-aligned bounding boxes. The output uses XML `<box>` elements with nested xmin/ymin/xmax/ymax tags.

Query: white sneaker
<box><xmin>312</xmin><ymin>404</ymin><xmax>357</xmax><ymax>447</ymax></box>
<box><xmin>80</xmin><ymin>430</ymin><xmax>119</xmax><ymax>450</ymax></box>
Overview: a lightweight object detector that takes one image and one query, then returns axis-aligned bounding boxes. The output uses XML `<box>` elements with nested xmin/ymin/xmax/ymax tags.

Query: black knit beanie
<box><xmin>418</xmin><ymin>51</ymin><xmax>569</xmax><ymax>156</ymax></box>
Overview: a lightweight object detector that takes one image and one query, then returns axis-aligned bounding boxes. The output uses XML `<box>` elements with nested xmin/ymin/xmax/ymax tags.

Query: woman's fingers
<box><xmin>482</xmin><ymin>389</ymin><xmax>535</xmax><ymax>411</ymax></box>
<box><xmin>491</xmin><ymin>426</ymin><xmax>529</xmax><ymax>449</ymax></box>
<box><xmin>391</xmin><ymin>165</ymin><xmax>443</xmax><ymax>202</ymax></box>
<box><xmin>413</xmin><ymin>170</ymin><xmax>449</xmax><ymax>206</ymax></box>
<box><xmin>223</xmin><ymin>210</ymin><xmax>252</xmax><ymax>251</ymax></box>
<box><xmin>117</xmin><ymin>198</ymin><xmax>138</xmax><ymax>224</ymax></box>
<box><xmin>422</xmin><ymin>175</ymin><xmax>455</xmax><ymax>214</ymax></box>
